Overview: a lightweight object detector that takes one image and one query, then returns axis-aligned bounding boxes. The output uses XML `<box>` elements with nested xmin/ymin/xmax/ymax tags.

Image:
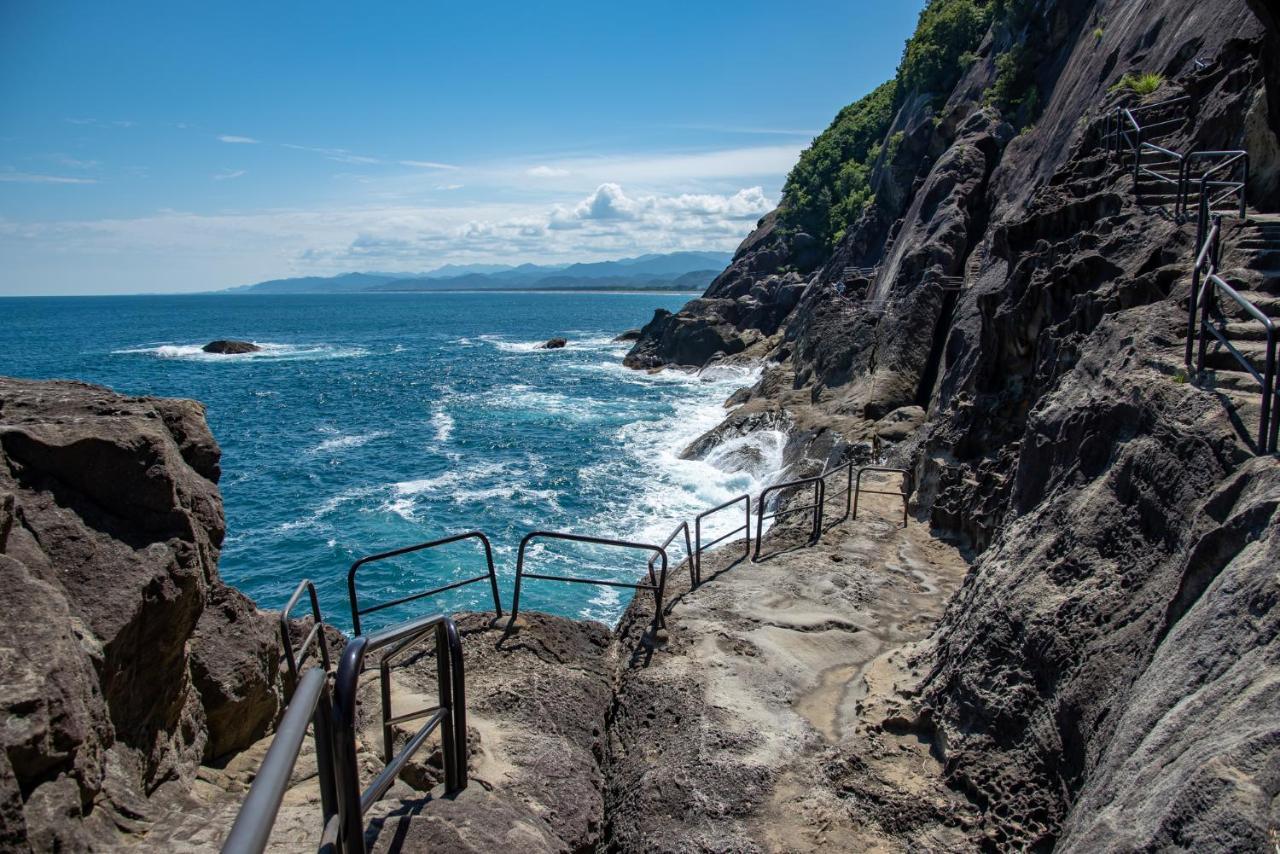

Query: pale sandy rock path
<box><xmin>606</xmin><ymin>484</ymin><xmax>981</xmax><ymax>852</ymax></box>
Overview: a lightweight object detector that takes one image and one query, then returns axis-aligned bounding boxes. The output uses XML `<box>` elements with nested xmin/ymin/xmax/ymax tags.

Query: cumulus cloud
<box><xmin>1</xmin><ymin>183</ymin><xmax>775</xmax><ymax>293</ymax></box>
<box><xmin>218</xmin><ymin>134</ymin><xmax>259</xmax><ymax>144</ymax></box>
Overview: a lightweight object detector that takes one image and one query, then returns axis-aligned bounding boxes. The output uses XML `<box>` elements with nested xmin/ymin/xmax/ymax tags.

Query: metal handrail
<box><xmin>281</xmin><ymin>579</ymin><xmax>331</xmax><ymax>681</ymax></box>
<box><xmin>754</xmin><ymin>476</ymin><xmax>825</xmax><ymax>560</ymax></box>
<box><xmin>1196</xmin><ymin>271</ymin><xmax>1278</xmax><ymax>454</ymax></box>
<box><xmin>819</xmin><ymin>461</ymin><xmax>855</xmax><ymax>525</ymax></box>
<box><xmin>508</xmin><ymin>531</ymin><xmax>669</xmax><ymax>636</ymax></box>
<box><xmin>1179</xmin><ymin>150</ymin><xmax>1248</xmax><ymax>220</ymax></box>
<box><xmin>1186</xmin><ymin>212</ymin><xmax>1222</xmax><ymax>369</ymax></box>
<box><xmin>348</xmin><ymin>530</ymin><xmax>501</xmax><ymax>635</ymax></box>
<box><xmin>332</xmin><ymin>614</ymin><xmax>467</xmax><ymax>854</ymax></box>
<box><xmin>694</xmin><ymin>494</ymin><xmax>751</xmax><ymax>582</ymax></box>
<box><xmin>648</xmin><ymin>520</ymin><xmax>694</xmax><ymax>587</ymax></box>
<box><xmin>220</xmin><ymin>666</ymin><xmax>340</xmax><ymax>854</ymax></box>
<box><xmin>853</xmin><ymin>467</ymin><xmax>911</xmax><ymax>527</ymax></box>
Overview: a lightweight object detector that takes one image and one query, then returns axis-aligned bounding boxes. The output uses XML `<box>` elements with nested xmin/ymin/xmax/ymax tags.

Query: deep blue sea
<box><xmin>1</xmin><ymin>292</ymin><xmax>785</xmax><ymax>632</ymax></box>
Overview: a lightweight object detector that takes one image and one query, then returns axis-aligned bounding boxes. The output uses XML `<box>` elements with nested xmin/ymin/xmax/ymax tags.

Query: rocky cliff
<box><xmin>625</xmin><ymin>0</ymin><xmax>1280</xmax><ymax>848</ymax></box>
<box><xmin>0</xmin><ymin>378</ymin><xmax>284</xmax><ymax>850</ymax></box>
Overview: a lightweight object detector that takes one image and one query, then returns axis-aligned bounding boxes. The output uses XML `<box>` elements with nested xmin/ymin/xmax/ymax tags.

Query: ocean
<box><xmin>1</xmin><ymin>292</ymin><xmax>786</xmax><ymax>632</ymax></box>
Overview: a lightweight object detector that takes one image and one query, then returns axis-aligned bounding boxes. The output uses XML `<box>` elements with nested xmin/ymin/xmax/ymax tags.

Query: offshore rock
<box><xmin>0</xmin><ymin>378</ymin><xmax>282</xmax><ymax>849</ymax></box>
<box><xmin>201</xmin><ymin>339</ymin><xmax>259</xmax><ymax>354</ymax></box>
<box><xmin>539</xmin><ymin>337</ymin><xmax>568</xmax><ymax>349</ymax></box>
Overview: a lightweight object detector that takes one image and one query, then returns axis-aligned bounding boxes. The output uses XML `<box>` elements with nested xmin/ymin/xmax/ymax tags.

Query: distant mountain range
<box><xmin>223</xmin><ymin>251</ymin><xmax>733</xmax><ymax>295</ymax></box>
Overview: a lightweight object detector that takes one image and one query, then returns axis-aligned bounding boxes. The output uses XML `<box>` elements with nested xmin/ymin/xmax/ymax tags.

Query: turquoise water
<box><xmin>1</xmin><ymin>292</ymin><xmax>785</xmax><ymax>631</ymax></box>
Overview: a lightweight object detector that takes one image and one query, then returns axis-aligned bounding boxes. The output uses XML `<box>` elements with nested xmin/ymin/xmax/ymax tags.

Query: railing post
<box><xmin>333</xmin><ymin>639</ymin><xmax>368</xmax><ymax>854</ymax></box>
<box><xmin>1261</xmin><ymin>333</ymin><xmax>1276</xmax><ymax>455</ymax></box>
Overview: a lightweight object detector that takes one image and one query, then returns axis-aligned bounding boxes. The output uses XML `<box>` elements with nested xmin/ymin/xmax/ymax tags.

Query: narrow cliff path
<box><xmin>606</xmin><ymin>483</ymin><xmax>981</xmax><ymax>852</ymax></box>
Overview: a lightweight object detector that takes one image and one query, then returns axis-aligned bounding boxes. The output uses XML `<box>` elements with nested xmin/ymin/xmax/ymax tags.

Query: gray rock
<box><xmin>539</xmin><ymin>338</ymin><xmax>567</xmax><ymax>349</ymax></box>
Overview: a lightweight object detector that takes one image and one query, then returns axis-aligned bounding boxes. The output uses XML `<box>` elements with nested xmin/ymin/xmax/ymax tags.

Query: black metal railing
<box><xmin>649</xmin><ymin>520</ymin><xmax>694</xmax><ymax>587</ymax></box>
<box><xmin>819</xmin><ymin>461</ymin><xmax>855</xmax><ymax>526</ymax></box>
<box><xmin>754</xmin><ymin>476</ymin><xmax>825</xmax><ymax>560</ymax></box>
<box><xmin>348</xmin><ymin>531</ymin><xmax>501</xmax><ymax>635</ymax></box>
<box><xmin>508</xmin><ymin>531</ymin><xmax>670</xmax><ymax>637</ymax></box>
<box><xmin>1101</xmin><ymin>95</ymin><xmax>1189</xmax><ymax>157</ymax></box>
<box><xmin>1179</xmin><ymin>150</ymin><xmax>1248</xmax><ymax>221</ymax></box>
<box><xmin>332</xmin><ymin>614</ymin><xmax>467</xmax><ymax>854</ymax></box>
<box><xmin>281</xmin><ymin>578</ymin><xmax>331</xmax><ymax>681</ymax></box>
<box><xmin>694</xmin><ymin>494</ymin><xmax>751</xmax><ymax>582</ymax></box>
<box><xmin>853</xmin><ymin>467</ymin><xmax>911</xmax><ymax>527</ymax></box>
<box><xmin>220</xmin><ymin>667</ymin><xmax>340</xmax><ymax>854</ymax></box>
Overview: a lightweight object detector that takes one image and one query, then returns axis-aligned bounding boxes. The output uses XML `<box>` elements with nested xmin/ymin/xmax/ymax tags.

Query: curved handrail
<box><xmin>648</xmin><ymin>520</ymin><xmax>694</xmax><ymax>587</ymax></box>
<box><xmin>220</xmin><ymin>667</ymin><xmax>339</xmax><ymax>854</ymax></box>
<box><xmin>694</xmin><ymin>494</ymin><xmax>751</xmax><ymax>583</ymax></box>
<box><xmin>754</xmin><ymin>476</ymin><xmax>825</xmax><ymax>560</ymax></box>
<box><xmin>507</xmin><ymin>531</ymin><xmax>669</xmax><ymax>636</ymax></box>
<box><xmin>332</xmin><ymin>613</ymin><xmax>467</xmax><ymax>854</ymax></box>
<box><xmin>280</xmin><ymin>578</ymin><xmax>330</xmax><ymax>681</ymax></box>
<box><xmin>348</xmin><ymin>530</ymin><xmax>501</xmax><ymax>635</ymax></box>
<box><xmin>853</xmin><ymin>467</ymin><xmax>911</xmax><ymax>527</ymax></box>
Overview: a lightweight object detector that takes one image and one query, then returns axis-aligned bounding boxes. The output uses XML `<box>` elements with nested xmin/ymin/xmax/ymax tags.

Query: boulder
<box><xmin>613</xmin><ymin>329</ymin><xmax>642</xmax><ymax>342</ymax></box>
<box><xmin>538</xmin><ymin>338</ymin><xmax>567</xmax><ymax>350</ymax></box>
<box><xmin>201</xmin><ymin>340</ymin><xmax>259</xmax><ymax>354</ymax></box>
<box><xmin>0</xmin><ymin>378</ymin><xmax>284</xmax><ymax>848</ymax></box>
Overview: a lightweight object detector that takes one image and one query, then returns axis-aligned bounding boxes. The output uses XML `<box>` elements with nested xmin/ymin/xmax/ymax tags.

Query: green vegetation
<box><xmin>1093</xmin><ymin>27</ymin><xmax>1105</xmax><ymax>43</ymax></box>
<box><xmin>895</xmin><ymin>0</ymin><xmax>995</xmax><ymax>108</ymax></box>
<box><xmin>1109</xmin><ymin>72</ymin><xmax>1165</xmax><ymax>96</ymax></box>
<box><xmin>779</xmin><ymin>0</ymin><xmax>996</xmax><ymax>248</ymax></box>
<box><xmin>778</xmin><ymin>80</ymin><xmax>897</xmax><ymax>246</ymax></box>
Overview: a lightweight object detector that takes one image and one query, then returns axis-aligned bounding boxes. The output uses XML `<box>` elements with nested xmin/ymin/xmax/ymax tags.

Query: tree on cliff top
<box><xmin>780</xmin><ymin>0</ymin><xmax>994</xmax><ymax>248</ymax></box>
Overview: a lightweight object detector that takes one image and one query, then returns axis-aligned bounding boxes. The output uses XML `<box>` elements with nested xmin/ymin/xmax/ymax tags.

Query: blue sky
<box><xmin>0</xmin><ymin>1</ymin><xmax>923</xmax><ymax>294</ymax></box>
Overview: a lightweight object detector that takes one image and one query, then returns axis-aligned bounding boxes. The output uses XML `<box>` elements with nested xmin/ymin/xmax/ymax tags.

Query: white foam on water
<box><xmin>431</xmin><ymin>411</ymin><xmax>455</xmax><ymax>443</ymax></box>
<box><xmin>309</xmin><ymin>429</ymin><xmax>388</xmax><ymax>455</ymax></box>
<box><xmin>114</xmin><ymin>341</ymin><xmax>368</xmax><ymax>362</ymax></box>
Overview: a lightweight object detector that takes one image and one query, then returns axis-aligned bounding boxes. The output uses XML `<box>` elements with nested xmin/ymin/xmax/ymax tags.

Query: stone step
<box><xmin>1223</xmin><ymin>320</ymin><xmax>1279</xmax><ymax>342</ymax></box>
<box><xmin>1198</xmin><ymin>369</ymin><xmax>1268</xmax><ymax>394</ymax></box>
<box><xmin>1201</xmin><ymin>338</ymin><xmax>1276</xmax><ymax>373</ymax></box>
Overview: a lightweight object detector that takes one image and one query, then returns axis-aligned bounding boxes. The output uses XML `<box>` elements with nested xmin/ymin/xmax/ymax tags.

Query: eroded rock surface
<box><xmin>0</xmin><ymin>378</ymin><xmax>282</xmax><ymax>850</ymax></box>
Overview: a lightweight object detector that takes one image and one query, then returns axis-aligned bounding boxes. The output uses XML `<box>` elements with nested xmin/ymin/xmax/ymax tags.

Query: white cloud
<box><xmin>527</xmin><ymin>165</ymin><xmax>570</xmax><ymax>177</ymax></box>
<box><xmin>401</xmin><ymin>160</ymin><xmax>459</xmax><ymax>170</ymax></box>
<box><xmin>0</xmin><ymin>171</ymin><xmax>98</xmax><ymax>185</ymax></box>
<box><xmin>283</xmin><ymin>143</ymin><xmax>381</xmax><ymax>164</ymax></box>
<box><xmin>436</xmin><ymin>184</ymin><xmax>464</xmax><ymax>191</ymax></box>
<box><xmin>0</xmin><ymin>181</ymin><xmax>773</xmax><ymax>292</ymax></box>
<box><xmin>218</xmin><ymin>135</ymin><xmax>260</xmax><ymax>144</ymax></box>
<box><xmin>213</xmin><ymin>169</ymin><xmax>246</xmax><ymax>181</ymax></box>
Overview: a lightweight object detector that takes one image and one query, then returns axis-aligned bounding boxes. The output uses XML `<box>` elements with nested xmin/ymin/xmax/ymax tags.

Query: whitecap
<box><xmin>113</xmin><ymin>341</ymin><xmax>368</xmax><ymax>362</ymax></box>
<box><xmin>309</xmin><ymin>430</ymin><xmax>388</xmax><ymax>455</ymax></box>
<box><xmin>432</xmin><ymin>411</ymin><xmax>455</xmax><ymax>443</ymax></box>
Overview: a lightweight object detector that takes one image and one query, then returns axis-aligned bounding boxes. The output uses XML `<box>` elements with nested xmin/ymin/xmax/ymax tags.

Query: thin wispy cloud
<box><xmin>400</xmin><ymin>160</ymin><xmax>459</xmax><ymax>170</ymax></box>
<box><xmin>213</xmin><ymin>169</ymin><xmax>246</xmax><ymax>181</ymax></box>
<box><xmin>50</xmin><ymin>155</ymin><xmax>100</xmax><ymax>169</ymax></box>
<box><xmin>0</xmin><ymin>171</ymin><xmax>98</xmax><ymax>185</ymax></box>
<box><xmin>283</xmin><ymin>143</ymin><xmax>381</xmax><ymax>164</ymax></box>
<box><xmin>218</xmin><ymin>134</ymin><xmax>260</xmax><ymax>144</ymax></box>
<box><xmin>64</xmin><ymin>118</ymin><xmax>136</xmax><ymax>129</ymax></box>
<box><xmin>527</xmin><ymin>165</ymin><xmax>571</xmax><ymax>177</ymax></box>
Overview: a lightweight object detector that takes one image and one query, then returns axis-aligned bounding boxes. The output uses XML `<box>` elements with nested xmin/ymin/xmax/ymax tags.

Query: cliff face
<box><xmin>0</xmin><ymin>378</ymin><xmax>284</xmax><ymax>850</ymax></box>
<box><xmin>625</xmin><ymin>0</ymin><xmax>1279</xmax><ymax>847</ymax></box>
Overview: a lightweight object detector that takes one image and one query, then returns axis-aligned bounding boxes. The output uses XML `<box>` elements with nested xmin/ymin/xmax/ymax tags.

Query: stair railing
<box><xmin>331</xmin><ymin>614</ymin><xmax>468</xmax><ymax>854</ymax></box>
<box><xmin>694</xmin><ymin>494</ymin><xmax>751</xmax><ymax>582</ymax></box>
<box><xmin>1190</xmin><ymin>191</ymin><xmax>1278</xmax><ymax>454</ymax></box>
<box><xmin>1178</xmin><ymin>150</ymin><xmax>1248</xmax><ymax>221</ymax></box>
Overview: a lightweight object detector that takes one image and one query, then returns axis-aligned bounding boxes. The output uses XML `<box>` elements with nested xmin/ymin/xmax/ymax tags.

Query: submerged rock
<box><xmin>539</xmin><ymin>337</ymin><xmax>567</xmax><ymax>349</ymax></box>
<box><xmin>202</xmin><ymin>339</ymin><xmax>259</xmax><ymax>354</ymax></box>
